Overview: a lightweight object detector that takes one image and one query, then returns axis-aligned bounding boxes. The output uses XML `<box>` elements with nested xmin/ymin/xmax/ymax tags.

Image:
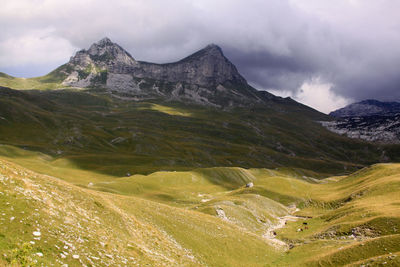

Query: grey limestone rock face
<box><xmin>63</xmin><ymin>37</ymin><xmax>137</xmax><ymax>83</ymax></box>
<box><xmin>135</xmin><ymin>44</ymin><xmax>247</xmax><ymax>88</ymax></box>
<box><xmin>105</xmin><ymin>73</ymin><xmax>140</xmax><ymax>93</ymax></box>
<box><xmin>323</xmin><ymin>100</ymin><xmax>400</xmax><ymax>144</ymax></box>
<box><xmin>61</xmin><ymin>38</ymin><xmax>261</xmax><ymax>106</ymax></box>
<box><xmin>330</xmin><ymin>99</ymin><xmax>400</xmax><ymax>117</ymax></box>
<box><xmin>321</xmin><ymin>115</ymin><xmax>400</xmax><ymax>144</ymax></box>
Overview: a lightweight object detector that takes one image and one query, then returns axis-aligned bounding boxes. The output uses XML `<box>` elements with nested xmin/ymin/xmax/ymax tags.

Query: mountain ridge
<box><xmin>323</xmin><ymin>99</ymin><xmax>400</xmax><ymax>144</ymax></box>
<box><xmin>60</xmin><ymin>37</ymin><xmax>263</xmax><ymax>107</ymax></box>
<box><xmin>1</xmin><ymin>39</ymin><xmax>398</xmax><ymax>175</ymax></box>
<box><xmin>330</xmin><ymin>99</ymin><xmax>400</xmax><ymax>117</ymax></box>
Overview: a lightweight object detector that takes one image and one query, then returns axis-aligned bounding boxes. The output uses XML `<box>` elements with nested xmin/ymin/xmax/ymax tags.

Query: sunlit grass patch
<box><xmin>145</xmin><ymin>103</ymin><xmax>193</xmax><ymax>117</ymax></box>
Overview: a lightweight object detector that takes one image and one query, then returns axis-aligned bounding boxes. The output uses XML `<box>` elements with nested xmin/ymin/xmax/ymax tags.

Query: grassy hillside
<box><xmin>0</xmin><ymin>156</ymin><xmax>399</xmax><ymax>266</ymax></box>
<box><xmin>0</xmin><ymin>77</ymin><xmax>399</xmax><ymax>265</ymax></box>
<box><xmin>0</xmin><ymin>86</ymin><xmax>397</xmax><ymax>178</ymax></box>
<box><xmin>0</xmin><ymin>158</ymin><xmax>281</xmax><ymax>266</ymax></box>
<box><xmin>0</xmin><ymin>65</ymin><xmax>70</xmax><ymax>90</ymax></box>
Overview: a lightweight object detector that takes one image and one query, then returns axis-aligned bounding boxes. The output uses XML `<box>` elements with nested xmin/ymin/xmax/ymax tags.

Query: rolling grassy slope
<box><xmin>0</xmin><ymin>66</ymin><xmax>70</xmax><ymax>90</ymax></box>
<box><xmin>0</xmin><ymin>158</ymin><xmax>280</xmax><ymax>266</ymax></box>
<box><xmin>0</xmin><ymin>75</ymin><xmax>399</xmax><ymax>266</ymax></box>
<box><xmin>0</xmin><ymin>86</ymin><xmax>397</xmax><ymax>178</ymax></box>
<box><xmin>0</xmin><ymin>156</ymin><xmax>399</xmax><ymax>266</ymax></box>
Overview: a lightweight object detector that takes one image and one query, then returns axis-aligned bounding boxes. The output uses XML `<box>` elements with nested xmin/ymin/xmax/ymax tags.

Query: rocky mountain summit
<box><xmin>61</xmin><ymin>37</ymin><xmax>266</xmax><ymax>106</ymax></box>
<box><xmin>322</xmin><ymin>100</ymin><xmax>400</xmax><ymax>144</ymax></box>
<box><xmin>330</xmin><ymin>99</ymin><xmax>400</xmax><ymax>117</ymax></box>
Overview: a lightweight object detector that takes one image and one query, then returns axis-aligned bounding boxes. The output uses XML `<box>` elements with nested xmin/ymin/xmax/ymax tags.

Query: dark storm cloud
<box><xmin>1</xmin><ymin>0</ymin><xmax>400</xmax><ymax>110</ymax></box>
<box><xmin>223</xmin><ymin>47</ymin><xmax>317</xmax><ymax>91</ymax></box>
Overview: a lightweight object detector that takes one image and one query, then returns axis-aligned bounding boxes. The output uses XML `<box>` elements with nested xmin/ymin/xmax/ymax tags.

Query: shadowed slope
<box><xmin>0</xmin><ymin>87</ymin><xmax>396</xmax><ymax>178</ymax></box>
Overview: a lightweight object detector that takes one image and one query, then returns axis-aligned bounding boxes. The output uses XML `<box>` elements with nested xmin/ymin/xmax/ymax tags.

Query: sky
<box><xmin>1</xmin><ymin>0</ymin><xmax>400</xmax><ymax>113</ymax></box>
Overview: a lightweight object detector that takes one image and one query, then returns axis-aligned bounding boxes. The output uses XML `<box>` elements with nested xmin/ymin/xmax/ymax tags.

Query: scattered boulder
<box><xmin>33</xmin><ymin>231</ymin><xmax>41</xmax><ymax>237</ymax></box>
<box><xmin>246</xmin><ymin>182</ymin><xmax>254</xmax><ymax>188</ymax></box>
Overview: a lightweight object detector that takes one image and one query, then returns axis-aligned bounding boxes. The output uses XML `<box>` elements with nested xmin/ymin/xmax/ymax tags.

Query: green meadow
<box><xmin>0</xmin><ymin>148</ymin><xmax>399</xmax><ymax>266</ymax></box>
<box><xmin>0</xmin><ymin>83</ymin><xmax>399</xmax><ymax>266</ymax></box>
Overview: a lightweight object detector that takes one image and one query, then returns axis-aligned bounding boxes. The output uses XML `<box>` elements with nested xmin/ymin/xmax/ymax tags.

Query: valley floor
<box><xmin>0</xmin><ymin>153</ymin><xmax>400</xmax><ymax>266</ymax></box>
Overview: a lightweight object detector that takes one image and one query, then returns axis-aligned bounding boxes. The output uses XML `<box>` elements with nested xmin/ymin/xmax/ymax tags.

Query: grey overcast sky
<box><xmin>1</xmin><ymin>0</ymin><xmax>400</xmax><ymax>113</ymax></box>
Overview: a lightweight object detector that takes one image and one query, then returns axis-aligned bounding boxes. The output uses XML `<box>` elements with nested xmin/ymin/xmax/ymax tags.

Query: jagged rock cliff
<box><xmin>330</xmin><ymin>99</ymin><xmax>400</xmax><ymax>117</ymax></box>
<box><xmin>137</xmin><ymin>44</ymin><xmax>247</xmax><ymax>87</ymax></box>
<box><xmin>61</xmin><ymin>38</ymin><xmax>265</xmax><ymax>106</ymax></box>
<box><xmin>322</xmin><ymin>100</ymin><xmax>400</xmax><ymax>144</ymax></box>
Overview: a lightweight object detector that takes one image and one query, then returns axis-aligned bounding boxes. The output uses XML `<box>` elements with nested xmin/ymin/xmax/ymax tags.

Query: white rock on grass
<box><xmin>36</xmin><ymin>252</ymin><xmax>43</xmax><ymax>257</ymax></box>
<box><xmin>33</xmin><ymin>231</ymin><xmax>41</xmax><ymax>237</ymax></box>
<box><xmin>246</xmin><ymin>182</ymin><xmax>254</xmax><ymax>188</ymax></box>
<box><xmin>72</xmin><ymin>254</ymin><xmax>79</xmax><ymax>259</ymax></box>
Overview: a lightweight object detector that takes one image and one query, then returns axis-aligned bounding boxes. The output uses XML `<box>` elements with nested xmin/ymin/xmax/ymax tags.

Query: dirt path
<box><xmin>262</xmin><ymin>207</ymin><xmax>301</xmax><ymax>249</ymax></box>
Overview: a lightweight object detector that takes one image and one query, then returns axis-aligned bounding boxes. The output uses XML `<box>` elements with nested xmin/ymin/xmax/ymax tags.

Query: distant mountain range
<box><xmin>323</xmin><ymin>100</ymin><xmax>400</xmax><ymax>144</ymax></box>
<box><xmin>57</xmin><ymin>37</ymin><xmax>275</xmax><ymax>107</ymax></box>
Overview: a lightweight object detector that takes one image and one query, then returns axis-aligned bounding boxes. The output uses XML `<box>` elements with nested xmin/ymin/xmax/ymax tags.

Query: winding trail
<box><xmin>263</xmin><ymin>207</ymin><xmax>301</xmax><ymax>249</ymax></box>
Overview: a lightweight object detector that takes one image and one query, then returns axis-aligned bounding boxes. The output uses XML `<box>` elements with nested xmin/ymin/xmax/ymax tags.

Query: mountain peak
<box><xmin>204</xmin><ymin>43</ymin><xmax>223</xmax><ymax>53</ymax></box>
<box><xmin>201</xmin><ymin>44</ymin><xmax>225</xmax><ymax>58</ymax></box>
<box><xmin>61</xmin><ymin>39</ymin><xmax>256</xmax><ymax>106</ymax></box>
<box><xmin>179</xmin><ymin>43</ymin><xmax>226</xmax><ymax>63</ymax></box>
<box><xmin>87</xmin><ymin>37</ymin><xmax>133</xmax><ymax>59</ymax></box>
<box><xmin>330</xmin><ymin>99</ymin><xmax>400</xmax><ymax>117</ymax></box>
<box><xmin>66</xmin><ymin>37</ymin><xmax>137</xmax><ymax>73</ymax></box>
<box><xmin>359</xmin><ymin>99</ymin><xmax>400</xmax><ymax>106</ymax></box>
<box><xmin>87</xmin><ymin>37</ymin><xmax>119</xmax><ymax>54</ymax></box>
<box><xmin>96</xmin><ymin>37</ymin><xmax>113</xmax><ymax>46</ymax></box>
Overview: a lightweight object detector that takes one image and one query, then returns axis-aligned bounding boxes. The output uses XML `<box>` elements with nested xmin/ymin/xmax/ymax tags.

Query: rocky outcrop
<box><xmin>68</xmin><ymin>37</ymin><xmax>138</xmax><ymax>72</ymax></box>
<box><xmin>321</xmin><ymin>115</ymin><xmax>400</xmax><ymax>144</ymax></box>
<box><xmin>330</xmin><ymin>99</ymin><xmax>400</xmax><ymax>117</ymax></box>
<box><xmin>323</xmin><ymin>100</ymin><xmax>400</xmax><ymax>144</ymax></box>
<box><xmin>61</xmin><ymin>38</ymin><xmax>260</xmax><ymax>106</ymax></box>
<box><xmin>136</xmin><ymin>44</ymin><xmax>247</xmax><ymax>87</ymax></box>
